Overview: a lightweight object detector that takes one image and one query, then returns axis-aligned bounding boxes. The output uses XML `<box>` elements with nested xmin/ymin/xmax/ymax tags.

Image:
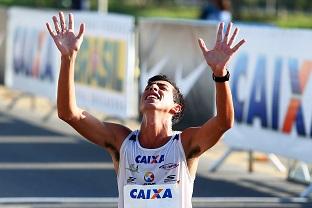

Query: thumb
<box><xmin>198</xmin><ymin>38</ymin><xmax>208</xmax><ymax>53</ymax></box>
<box><xmin>76</xmin><ymin>23</ymin><xmax>85</xmax><ymax>39</ymax></box>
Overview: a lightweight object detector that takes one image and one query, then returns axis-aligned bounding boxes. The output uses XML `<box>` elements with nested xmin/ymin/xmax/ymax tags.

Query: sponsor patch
<box><xmin>129</xmin><ymin>188</ymin><xmax>173</xmax><ymax>199</ymax></box>
<box><xmin>127</xmin><ymin>177</ymin><xmax>136</xmax><ymax>184</ymax></box>
<box><xmin>126</xmin><ymin>164</ymin><xmax>139</xmax><ymax>173</ymax></box>
<box><xmin>159</xmin><ymin>163</ymin><xmax>179</xmax><ymax>170</ymax></box>
<box><xmin>143</xmin><ymin>171</ymin><xmax>155</xmax><ymax>185</ymax></box>
<box><xmin>164</xmin><ymin>175</ymin><xmax>177</xmax><ymax>183</ymax></box>
<box><xmin>135</xmin><ymin>155</ymin><xmax>165</xmax><ymax>164</ymax></box>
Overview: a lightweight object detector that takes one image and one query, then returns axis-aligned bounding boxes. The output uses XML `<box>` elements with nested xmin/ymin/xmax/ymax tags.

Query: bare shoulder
<box><xmin>105</xmin><ymin>122</ymin><xmax>132</xmax><ymax>150</ymax></box>
<box><xmin>180</xmin><ymin>127</ymin><xmax>200</xmax><ymax>143</ymax></box>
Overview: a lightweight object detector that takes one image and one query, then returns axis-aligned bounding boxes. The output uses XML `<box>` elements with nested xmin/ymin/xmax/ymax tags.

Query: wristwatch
<box><xmin>212</xmin><ymin>70</ymin><xmax>230</xmax><ymax>82</ymax></box>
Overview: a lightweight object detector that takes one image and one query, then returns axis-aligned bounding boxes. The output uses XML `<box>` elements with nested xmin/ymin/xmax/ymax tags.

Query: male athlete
<box><xmin>46</xmin><ymin>11</ymin><xmax>245</xmax><ymax>208</ymax></box>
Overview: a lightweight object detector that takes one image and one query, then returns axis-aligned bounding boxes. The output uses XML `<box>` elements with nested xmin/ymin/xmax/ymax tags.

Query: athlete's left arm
<box><xmin>181</xmin><ymin>22</ymin><xmax>245</xmax><ymax>159</ymax></box>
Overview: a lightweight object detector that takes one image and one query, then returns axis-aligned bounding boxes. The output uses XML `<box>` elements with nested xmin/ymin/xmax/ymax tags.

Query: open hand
<box><xmin>46</xmin><ymin>11</ymin><xmax>85</xmax><ymax>56</ymax></box>
<box><xmin>198</xmin><ymin>22</ymin><xmax>245</xmax><ymax>76</ymax></box>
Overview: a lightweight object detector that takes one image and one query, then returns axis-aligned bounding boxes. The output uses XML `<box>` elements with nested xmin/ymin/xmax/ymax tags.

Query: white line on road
<box><xmin>0</xmin><ymin>136</ymin><xmax>78</xmax><ymax>143</ymax></box>
<box><xmin>0</xmin><ymin>162</ymin><xmax>114</xmax><ymax>170</ymax></box>
<box><xmin>0</xmin><ymin>197</ymin><xmax>308</xmax><ymax>204</ymax></box>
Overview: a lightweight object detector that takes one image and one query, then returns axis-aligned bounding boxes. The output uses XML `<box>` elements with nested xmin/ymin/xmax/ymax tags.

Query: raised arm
<box><xmin>182</xmin><ymin>22</ymin><xmax>245</xmax><ymax>159</ymax></box>
<box><xmin>46</xmin><ymin>12</ymin><xmax>131</xmax><ymax>164</ymax></box>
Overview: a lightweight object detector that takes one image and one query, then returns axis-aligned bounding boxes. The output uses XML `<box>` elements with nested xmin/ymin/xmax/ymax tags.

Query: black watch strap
<box><xmin>212</xmin><ymin>70</ymin><xmax>230</xmax><ymax>82</ymax></box>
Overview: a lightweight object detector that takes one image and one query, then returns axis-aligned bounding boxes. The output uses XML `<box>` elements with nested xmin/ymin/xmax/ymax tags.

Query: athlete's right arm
<box><xmin>46</xmin><ymin>12</ymin><xmax>131</xmax><ymax>155</ymax></box>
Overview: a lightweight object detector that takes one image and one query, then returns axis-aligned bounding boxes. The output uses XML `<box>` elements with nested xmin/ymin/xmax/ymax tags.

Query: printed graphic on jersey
<box><xmin>129</xmin><ymin>188</ymin><xmax>173</xmax><ymax>199</ymax></box>
<box><xmin>144</xmin><ymin>171</ymin><xmax>155</xmax><ymax>183</ymax></box>
<box><xmin>164</xmin><ymin>175</ymin><xmax>177</xmax><ymax>183</ymax></box>
<box><xmin>159</xmin><ymin>163</ymin><xmax>179</xmax><ymax>170</ymax></box>
<box><xmin>127</xmin><ymin>177</ymin><xmax>136</xmax><ymax>184</ymax></box>
<box><xmin>135</xmin><ymin>155</ymin><xmax>165</xmax><ymax>164</ymax></box>
<box><xmin>126</xmin><ymin>164</ymin><xmax>139</xmax><ymax>173</ymax></box>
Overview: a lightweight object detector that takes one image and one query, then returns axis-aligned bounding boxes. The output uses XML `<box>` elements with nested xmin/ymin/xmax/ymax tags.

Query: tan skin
<box><xmin>46</xmin><ymin>12</ymin><xmax>245</xmax><ymax>178</ymax></box>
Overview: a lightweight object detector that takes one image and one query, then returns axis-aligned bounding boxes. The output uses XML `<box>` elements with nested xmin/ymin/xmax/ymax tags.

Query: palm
<box><xmin>198</xmin><ymin>22</ymin><xmax>245</xmax><ymax>74</ymax></box>
<box><xmin>54</xmin><ymin>30</ymin><xmax>82</xmax><ymax>55</ymax></box>
<box><xmin>203</xmin><ymin>48</ymin><xmax>230</xmax><ymax>71</ymax></box>
<box><xmin>46</xmin><ymin>12</ymin><xmax>85</xmax><ymax>56</ymax></box>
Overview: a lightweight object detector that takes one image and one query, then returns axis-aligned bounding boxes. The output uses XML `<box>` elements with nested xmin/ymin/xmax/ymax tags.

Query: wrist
<box><xmin>213</xmin><ymin>68</ymin><xmax>228</xmax><ymax>77</ymax></box>
<box><xmin>61</xmin><ymin>52</ymin><xmax>77</xmax><ymax>62</ymax></box>
<box><xmin>212</xmin><ymin>69</ymin><xmax>230</xmax><ymax>82</ymax></box>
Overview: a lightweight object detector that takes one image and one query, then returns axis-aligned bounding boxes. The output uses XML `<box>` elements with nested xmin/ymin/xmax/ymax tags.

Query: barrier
<box><xmin>138</xmin><ymin>18</ymin><xmax>217</xmax><ymax>130</ymax></box>
<box><xmin>138</xmin><ymin>19</ymin><xmax>312</xmax><ymax>197</ymax></box>
<box><xmin>5</xmin><ymin>7</ymin><xmax>137</xmax><ymax>119</ymax></box>
<box><xmin>223</xmin><ymin>25</ymin><xmax>312</xmax><ymax>197</ymax></box>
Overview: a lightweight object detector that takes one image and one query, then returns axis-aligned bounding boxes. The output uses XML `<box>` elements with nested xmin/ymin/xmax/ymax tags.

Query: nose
<box><xmin>148</xmin><ymin>83</ymin><xmax>159</xmax><ymax>92</ymax></box>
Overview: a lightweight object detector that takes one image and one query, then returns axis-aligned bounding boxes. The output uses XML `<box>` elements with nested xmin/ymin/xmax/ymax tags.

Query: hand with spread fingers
<box><xmin>198</xmin><ymin>22</ymin><xmax>245</xmax><ymax>77</ymax></box>
<box><xmin>46</xmin><ymin>11</ymin><xmax>85</xmax><ymax>56</ymax></box>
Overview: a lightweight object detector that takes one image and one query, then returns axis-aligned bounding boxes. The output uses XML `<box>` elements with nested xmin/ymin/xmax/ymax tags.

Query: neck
<box><xmin>139</xmin><ymin>112</ymin><xmax>173</xmax><ymax>148</ymax></box>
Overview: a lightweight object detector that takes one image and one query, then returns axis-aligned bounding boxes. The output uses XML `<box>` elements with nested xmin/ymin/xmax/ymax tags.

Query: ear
<box><xmin>170</xmin><ymin>103</ymin><xmax>182</xmax><ymax>115</ymax></box>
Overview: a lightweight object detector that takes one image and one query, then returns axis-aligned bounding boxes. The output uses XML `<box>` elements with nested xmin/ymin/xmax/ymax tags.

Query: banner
<box><xmin>5</xmin><ymin>7</ymin><xmax>58</xmax><ymax>99</ymax></box>
<box><xmin>5</xmin><ymin>7</ymin><xmax>137</xmax><ymax>118</ymax></box>
<box><xmin>225</xmin><ymin>25</ymin><xmax>312</xmax><ymax>163</ymax></box>
<box><xmin>139</xmin><ymin>18</ymin><xmax>217</xmax><ymax>130</ymax></box>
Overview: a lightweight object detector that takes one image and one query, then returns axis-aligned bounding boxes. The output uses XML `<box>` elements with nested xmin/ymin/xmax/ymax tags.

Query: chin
<box><xmin>140</xmin><ymin>103</ymin><xmax>158</xmax><ymax>112</ymax></box>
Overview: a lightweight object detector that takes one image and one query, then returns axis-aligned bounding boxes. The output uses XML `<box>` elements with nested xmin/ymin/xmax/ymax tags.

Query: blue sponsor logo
<box><xmin>135</xmin><ymin>155</ymin><xmax>165</xmax><ymax>164</ymax></box>
<box><xmin>130</xmin><ymin>188</ymin><xmax>172</xmax><ymax>199</ymax></box>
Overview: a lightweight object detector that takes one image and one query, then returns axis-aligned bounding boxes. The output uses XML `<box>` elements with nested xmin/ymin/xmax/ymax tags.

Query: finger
<box><xmin>228</xmin><ymin>27</ymin><xmax>238</xmax><ymax>46</ymax></box>
<box><xmin>68</xmin><ymin>13</ymin><xmax>74</xmax><ymax>30</ymax></box>
<box><xmin>76</xmin><ymin>23</ymin><xmax>85</xmax><ymax>39</ymax></box>
<box><xmin>231</xmin><ymin>39</ymin><xmax>246</xmax><ymax>53</ymax></box>
<box><xmin>198</xmin><ymin>38</ymin><xmax>208</xmax><ymax>53</ymax></box>
<box><xmin>224</xmin><ymin>22</ymin><xmax>232</xmax><ymax>44</ymax></box>
<box><xmin>46</xmin><ymin>23</ymin><xmax>56</xmax><ymax>37</ymax></box>
<box><xmin>52</xmin><ymin>16</ymin><xmax>61</xmax><ymax>34</ymax></box>
<box><xmin>59</xmin><ymin>11</ymin><xmax>66</xmax><ymax>31</ymax></box>
<box><xmin>216</xmin><ymin>22</ymin><xmax>224</xmax><ymax>47</ymax></box>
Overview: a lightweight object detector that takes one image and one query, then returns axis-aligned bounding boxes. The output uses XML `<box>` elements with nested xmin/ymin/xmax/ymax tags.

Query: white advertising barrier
<box><xmin>225</xmin><ymin>25</ymin><xmax>312</xmax><ymax>163</ymax></box>
<box><xmin>5</xmin><ymin>7</ymin><xmax>137</xmax><ymax>118</ymax></box>
<box><xmin>5</xmin><ymin>7</ymin><xmax>59</xmax><ymax>100</ymax></box>
<box><xmin>139</xmin><ymin>18</ymin><xmax>217</xmax><ymax>130</ymax></box>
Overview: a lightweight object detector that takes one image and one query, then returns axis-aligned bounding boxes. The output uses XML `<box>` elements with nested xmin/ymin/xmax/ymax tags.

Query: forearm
<box><xmin>57</xmin><ymin>53</ymin><xmax>80</xmax><ymax>120</ymax></box>
<box><xmin>215</xmin><ymin>80</ymin><xmax>234</xmax><ymax>130</ymax></box>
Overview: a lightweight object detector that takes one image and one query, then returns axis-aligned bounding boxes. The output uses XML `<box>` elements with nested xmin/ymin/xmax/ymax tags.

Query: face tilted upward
<box><xmin>140</xmin><ymin>80</ymin><xmax>177</xmax><ymax>116</ymax></box>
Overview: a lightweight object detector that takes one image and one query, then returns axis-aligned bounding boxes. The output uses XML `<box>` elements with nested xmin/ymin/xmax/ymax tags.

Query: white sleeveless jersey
<box><xmin>117</xmin><ymin>130</ymin><xmax>194</xmax><ymax>208</ymax></box>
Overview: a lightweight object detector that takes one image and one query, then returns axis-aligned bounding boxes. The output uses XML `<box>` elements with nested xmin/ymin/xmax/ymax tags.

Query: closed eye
<box><xmin>145</xmin><ymin>82</ymin><xmax>170</xmax><ymax>91</ymax></box>
<box><xmin>160</xmin><ymin>86</ymin><xmax>168</xmax><ymax>91</ymax></box>
<box><xmin>158</xmin><ymin>83</ymin><xmax>169</xmax><ymax>91</ymax></box>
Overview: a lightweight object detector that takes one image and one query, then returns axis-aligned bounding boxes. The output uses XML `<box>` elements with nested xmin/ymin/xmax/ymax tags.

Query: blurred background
<box><xmin>0</xmin><ymin>0</ymin><xmax>312</xmax><ymax>28</ymax></box>
<box><xmin>0</xmin><ymin>0</ymin><xmax>312</xmax><ymax>208</ymax></box>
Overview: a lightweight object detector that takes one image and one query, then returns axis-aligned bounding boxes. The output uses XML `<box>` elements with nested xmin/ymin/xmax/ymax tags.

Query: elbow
<box><xmin>225</xmin><ymin>114</ymin><xmax>234</xmax><ymax>130</ymax></box>
<box><xmin>57</xmin><ymin>105</ymin><xmax>81</xmax><ymax>123</ymax></box>
<box><xmin>225</xmin><ymin>119</ymin><xmax>234</xmax><ymax>130</ymax></box>
<box><xmin>218</xmin><ymin>117</ymin><xmax>234</xmax><ymax>132</ymax></box>
<box><xmin>58</xmin><ymin>112</ymin><xmax>70</xmax><ymax>122</ymax></box>
<box><xmin>57</xmin><ymin>111</ymin><xmax>76</xmax><ymax>123</ymax></box>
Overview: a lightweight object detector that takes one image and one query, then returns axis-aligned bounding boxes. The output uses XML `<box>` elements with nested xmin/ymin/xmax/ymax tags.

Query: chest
<box><xmin>123</xmin><ymin>142</ymin><xmax>182</xmax><ymax>185</ymax></box>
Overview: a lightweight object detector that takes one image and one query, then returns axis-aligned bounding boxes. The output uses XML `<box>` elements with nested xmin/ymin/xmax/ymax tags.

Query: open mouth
<box><xmin>145</xmin><ymin>93</ymin><xmax>160</xmax><ymax>100</ymax></box>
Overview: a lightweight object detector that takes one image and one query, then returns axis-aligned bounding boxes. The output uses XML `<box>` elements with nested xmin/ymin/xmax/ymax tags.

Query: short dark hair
<box><xmin>147</xmin><ymin>74</ymin><xmax>185</xmax><ymax>124</ymax></box>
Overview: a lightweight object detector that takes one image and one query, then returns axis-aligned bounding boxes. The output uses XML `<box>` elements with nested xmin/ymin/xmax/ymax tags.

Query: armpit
<box><xmin>187</xmin><ymin>145</ymin><xmax>201</xmax><ymax>159</ymax></box>
<box><xmin>104</xmin><ymin>142</ymin><xmax>120</xmax><ymax>161</ymax></box>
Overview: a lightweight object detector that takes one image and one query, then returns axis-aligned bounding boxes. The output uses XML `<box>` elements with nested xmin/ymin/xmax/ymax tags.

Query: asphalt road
<box><xmin>0</xmin><ymin>94</ymin><xmax>312</xmax><ymax>207</ymax></box>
